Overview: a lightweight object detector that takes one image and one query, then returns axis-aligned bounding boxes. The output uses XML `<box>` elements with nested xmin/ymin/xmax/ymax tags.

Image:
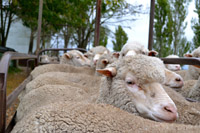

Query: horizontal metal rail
<box><xmin>161</xmin><ymin>57</ymin><xmax>200</xmax><ymax>65</ymax></box>
<box><xmin>0</xmin><ymin>52</ymin><xmax>37</xmax><ymax>133</ymax></box>
<box><xmin>37</xmin><ymin>48</ymin><xmax>87</xmax><ymax>65</ymax></box>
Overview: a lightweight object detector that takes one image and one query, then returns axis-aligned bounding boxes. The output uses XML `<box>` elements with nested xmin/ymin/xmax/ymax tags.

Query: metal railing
<box><xmin>0</xmin><ymin>52</ymin><xmax>37</xmax><ymax>133</ymax></box>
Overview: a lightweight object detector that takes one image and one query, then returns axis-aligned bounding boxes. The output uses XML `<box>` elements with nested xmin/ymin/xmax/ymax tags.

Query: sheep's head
<box><xmin>164</xmin><ymin>69</ymin><xmax>184</xmax><ymax>89</ymax></box>
<box><xmin>97</xmin><ymin>55</ymin><xmax>178</xmax><ymax>123</ymax></box>
<box><xmin>61</xmin><ymin>50</ymin><xmax>90</xmax><ymax>67</ymax></box>
<box><xmin>120</xmin><ymin>42</ymin><xmax>158</xmax><ymax>58</ymax></box>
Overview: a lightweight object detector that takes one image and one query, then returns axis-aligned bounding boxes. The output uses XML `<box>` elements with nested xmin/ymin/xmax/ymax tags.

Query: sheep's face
<box><xmin>165</xmin><ymin>64</ymin><xmax>182</xmax><ymax>71</ymax></box>
<box><xmin>163</xmin><ymin>69</ymin><xmax>184</xmax><ymax>89</ymax></box>
<box><xmin>124</xmin><ymin>72</ymin><xmax>178</xmax><ymax>123</ymax></box>
<box><xmin>40</xmin><ymin>55</ymin><xmax>51</xmax><ymax>63</ymax></box>
<box><xmin>97</xmin><ymin>55</ymin><xmax>178</xmax><ymax>123</ymax></box>
<box><xmin>62</xmin><ymin>50</ymin><xmax>91</xmax><ymax>67</ymax></box>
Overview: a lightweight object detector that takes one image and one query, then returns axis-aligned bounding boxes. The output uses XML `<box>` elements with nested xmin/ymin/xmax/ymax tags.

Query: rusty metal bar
<box><xmin>148</xmin><ymin>0</ymin><xmax>155</xmax><ymax>50</ymax></box>
<box><xmin>37</xmin><ymin>48</ymin><xmax>87</xmax><ymax>65</ymax></box>
<box><xmin>0</xmin><ymin>52</ymin><xmax>37</xmax><ymax>132</ymax></box>
<box><xmin>0</xmin><ymin>73</ymin><xmax>6</xmax><ymax>133</ymax></box>
<box><xmin>6</xmin><ymin>76</ymin><xmax>32</xmax><ymax>109</ymax></box>
<box><xmin>161</xmin><ymin>57</ymin><xmax>200</xmax><ymax>65</ymax></box>
<box><xmin>94</xmin><ymin>0</ymin><xmax>101</xmax><ymax>47</ymax></box>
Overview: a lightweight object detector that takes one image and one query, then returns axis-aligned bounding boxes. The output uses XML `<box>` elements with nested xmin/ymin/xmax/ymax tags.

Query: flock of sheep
<box><xmin>11</xmin><ymin>42</ymin><xmax>200</xmax><ymax>132</ymax></box>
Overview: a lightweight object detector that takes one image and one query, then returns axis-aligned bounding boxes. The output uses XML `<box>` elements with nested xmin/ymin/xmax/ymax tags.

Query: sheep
<box><xmin>95</xmin><ymin>52</ymin><xmax>119</xmax><ymax>76</ymax></box>
<box><xmin>178</xmin><ymin>79</ymin><xmax>197</xmax><ymax>97</ymax></box>
<box><xmin>60</xmin><ymin>50</ymin><xmax>91</xmax><ymax>67</ymax></box>
<box><xmin>16</xmin><ymin>84</ymin><xmax>92</xmax><ymax>122</ymax></box>
<box><xmin>84</xmin><ymin>46</ymin><xmax>110</xmax><ymax>68</ymax></box>
<box><xmin>30</xmin><ymin>64</ymin><xmax>95</xmax><ymax>79</ymax></box>
<box><xmin>180</xmin><ymin>47</ymin><xmax>200</xmax><ymax>80</ymax></box>
<box><xmin>120</xmin><ymin>41</ymin><xmax>158</xmax><ymax>58</ymax></box>
<box><xmin>163</xmin><ymin>85</ymin><xmax>200</xmax><ymax>125</ymax></box>
<box><xmin>11</xmin><ymin>101</ymin><xmax>200</xmax><ymax>133</ymax></box>
<box><xmin>165</xmin><ymin>55</ymin><xmax>182</xmax><ymax>71</ymax></box>
<box><xmin>18</xmin><ymin>72</ymin><xmax>101</xmax><ymax>101</ymax></box>
<box><xmin>96</xmin><ymin>54</ymin><xmax>178</xmax><ymax>122</ymax></box>
<box><xmin>187</xmin><ymin>76</ymin><xmax>200</xmax><ymax>101</ymax></box>
<box><xmin>163</xmin><ymin>68</ymin><xmax>184</xmax><ymax>89</ymax></box>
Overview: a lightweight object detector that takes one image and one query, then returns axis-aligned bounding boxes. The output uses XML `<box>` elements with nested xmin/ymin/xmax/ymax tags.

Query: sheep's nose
<box><xmin>176</xmin><ymin>66</ymin><xmax>181</xmax><ymax>70</ymax></box>
<box><xmin>163</xmin><ymin>105</ymin><xmax>178</xmax><ymax>121</ymax></box>
<box><xmin>175</xmin><ymin>78</ymin><xmax>181</xmax><ymax>81</ymax></box>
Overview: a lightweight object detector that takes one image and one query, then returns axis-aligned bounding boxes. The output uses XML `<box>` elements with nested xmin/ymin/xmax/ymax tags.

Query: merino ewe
<box><xmin>16</xmin><ymin>84</ymin><xmax>92</xmax><ymax>122</ymax></box>
<box><xmin>96</xmin><ymin>54</ymin><xmax>178</xmax><ymax>122</ymax></box>
<box><xmin>19</xmin><ymin>72</ymin><xmax>101</xmax><ymax>100</ymax></box>
<box><xmin>60</xmin><ymin>50</ymin><xmax>91</xmax><ymax>67</ymax></box>
<box><xmin>180</xmin><ymin>47</ymin><xmax>200</xmax><ymax>80</ymax></box>
<box><xmin>187</xmin><ymin>76</ymin><xmax>200</xmax><ymax>101</ymax></box>
<box><xmin>163</xmin><ymin>68</ymin><xmax>184</xmax><ymax>89</ymax></box>
<box><xmin>120</xmin><ymin>41</ymin><xmax>158</xmax><ymax>58</ymax></box>
<box><xmin>85</xmin><ymin>46</ymin><xmax>110</xmax><ymax>68</ymax></box>
<box><xmin>163</xmin><ymin>85</ymin><xmax>200</xmax><ymax>125</ymax></box>
<box><xmin>30</xmin><ymin>64</ymin><xmax>95</xmax><ymax>79</ymax></box>
<box><xmin>165</xmin><ymin>55</ymin><xmax>182</xmax><ymax>71</ymax></box>
<box><xmin>12</xmin><ymin>101</ymin><xmax>200</xmax><ymax>133</ymax></box>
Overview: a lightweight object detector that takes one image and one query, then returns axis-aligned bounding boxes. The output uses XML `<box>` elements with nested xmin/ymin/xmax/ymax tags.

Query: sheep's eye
<box><xmin>142</xmin><ymin>51</ymin><xmax>145</xmax><ymax>54</ymax></box>
<box><xmin>126</xmin><ymin>81</ymin><xmax>135</xmax><ymax>85</ymax></box>
<box><xmin>122</xmin><ymin>53</ymin><xmax>125</xmax><ymax>56</ymax></box>
<box><xmin>76</xmin><ymin>56</ymin><xmax>80</xmax><ymax>59</ymax></box>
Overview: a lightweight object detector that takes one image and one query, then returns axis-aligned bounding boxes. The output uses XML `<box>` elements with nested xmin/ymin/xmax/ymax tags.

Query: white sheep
<box><xmin>165</xmin><ymin>55</ymin><xmax>182</xmax><ymax>71</ymax></box>
<box><xmin>30</xmin><ymin>64</ymin><xmax>95</xmax><ymax>79</ymax></box>
<box><xmin>85</xmin><ymin>46</ymin><xmax>110</xmax><ymax>68</ymax></box>
<box><xmin>11</xmin><ymin>101</ymin><xmax>200</xmax><ymax>133</ymax></box>
<box><xmin>120</xmin><ymin>41</ymin><xmax>158</xmax><ymax>58</ymax></box>
<box><xmin>187</xmin><ymin>76</ymin><xmax>200</xmax><ymax>101</ymax></box>
<box><xmin>180</xmin><ymin>46</ymin><xmax>200</xmax><ymax>80</ymax></box>
<box><xmin>60</xmin><ymin>50</ymin><xmax>91</xmax><ymax>67</ymax></box>
<box><xmin>16</xmin><ymin>84</ymin><xmax>92</xmax><ymax>122</ymax></box>
<box><xmin>96</xmin><ymin>54</ymin><xmax>178</xmax><ymax>122</ymax></box>
<box><xmin>18</xmin><ymin>72</ymin><xmax>101</xmax><ymax>101</ymax></box>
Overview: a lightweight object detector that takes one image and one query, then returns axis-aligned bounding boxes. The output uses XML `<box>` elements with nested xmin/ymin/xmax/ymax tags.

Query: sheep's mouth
<box><xmin>152</xmin><ymin>115</ymin><xmax>176</xmax><ymax>123</ymax></box>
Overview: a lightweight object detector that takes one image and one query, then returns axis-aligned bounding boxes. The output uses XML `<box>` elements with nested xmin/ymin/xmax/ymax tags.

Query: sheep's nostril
<box><xmin>175</xmin><ymin>78</ymin><xmax>181</xmax><ymax>82</ymax></box>
<box><xmin>164</xmin><ymin>106</ymin><xmax>173</xmax><ymax>113</ymax></box>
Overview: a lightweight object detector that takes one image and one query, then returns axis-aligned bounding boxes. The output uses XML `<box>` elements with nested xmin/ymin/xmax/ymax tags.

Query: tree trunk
<box><xmin>28</xmin><ymin>29</ymin><xmax>34</xmax><ymax>54</ymax></box>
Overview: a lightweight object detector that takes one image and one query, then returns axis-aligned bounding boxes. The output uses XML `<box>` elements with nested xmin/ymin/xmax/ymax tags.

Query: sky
<box><xmin>107</xmin><ymin>0</ymin><xmax>198</xmax><ymax>51</ymax></box>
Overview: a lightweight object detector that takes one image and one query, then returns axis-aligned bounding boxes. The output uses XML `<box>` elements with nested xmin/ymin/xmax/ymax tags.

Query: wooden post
<box><xmin>36</xmin><ymin>0</ymin><xmax>43</xmax><ymax>55</ymax></box>
<box><xmin>94</xmin><ymin>0</ymin><xmax>101</xmax><ymax>47</ymax></box>
<box><xmin>148</xmin><ymin>0</ymin><xmax>155</xmax><ymax>50</ymax></box>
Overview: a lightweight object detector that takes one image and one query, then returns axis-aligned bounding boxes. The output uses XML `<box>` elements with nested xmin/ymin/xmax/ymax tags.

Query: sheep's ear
<box><xmin>184</xmin><ymin>53</ymin><xmax>193</xmax><ymax>57</ymax></box>
<box><xmin>64</xmin><ymin>53</ymin><xmax>72</xmax><ymax>59</ymax></box>
<box><xmin>113</xmin><ymin>52</ymin><xmax>120</xmax><ymax>58</ymax></box>
<box><xmin>96</xmin><ymin>67</ymin><xmax>117</xmax><ymax>77</ymax></box>
<box><xmin>148</xmin><ymin>50</ymin><xmax>158</xmax><ymax>56</ymax></box>
<box><xmin>102</xmin><ymin>59</ymin><xmax>109</xmax><ymax>65</ymax></box>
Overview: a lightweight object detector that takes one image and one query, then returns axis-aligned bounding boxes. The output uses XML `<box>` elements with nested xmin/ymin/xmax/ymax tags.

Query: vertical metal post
<box><xmin>36</xmin><ymin>0</ymin><xmax>43</xmax><ymax>55</ymax></box>
<box><xmin>0</xmin><ymin>73</ymin><xmax>5</xmax><ymax>133</ymax></box>
<box><xmin>148</xmin><ymin>0</ymin><xmax>155</xmax><ymax>50</ymax></box>
<box><xmin>94</xmin><ymin>0</ymin><xmax>102</xmax><ymax>47</ymax></box>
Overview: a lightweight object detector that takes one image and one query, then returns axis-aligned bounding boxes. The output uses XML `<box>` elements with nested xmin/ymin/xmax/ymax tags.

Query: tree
<box><xmin>169</xmin><ymin>0</ymin><xmax>192</xmax><ymax>55</ymax></box>
<box><xmin>191</xmin><ymin>0</ymin><xmax>200</xmax><ymax>48</ymax></box>
<box><xmin>0</xmin><ymin>0</ymin><xmax>18</xmax><ymax>47</ymax></box>
<box><xmin>112</xmin><ymin>25</ymin><xmax>128</xmax><ymax>51</ymax></box>
<box><xmin>153</xmin><ymin>0</ymin><xmax>173</xmax><ymax>57</ymax></box>
<box><xmin>99</xmin><ymin>25</ymin><xmax>110</xmax><ymax>47</ymax></box>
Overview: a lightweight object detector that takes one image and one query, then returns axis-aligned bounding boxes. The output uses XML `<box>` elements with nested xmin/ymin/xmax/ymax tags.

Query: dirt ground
<box><xmin>6</xmin><ymin>69</ymin><xmax>28</xmax><ymax>126</ymax></box>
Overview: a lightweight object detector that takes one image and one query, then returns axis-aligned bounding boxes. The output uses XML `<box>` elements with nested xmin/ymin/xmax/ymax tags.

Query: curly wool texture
<box><xmin>12</xmin><ymin>102</ymin><xmax>200</xmax><ymax>133</ymax></box>
<box><xmin>31</xmin><ymin>64</ymin><xmax>95</xmax><ymax>79</ymax></box>
<box><xmin>108</xmin><ymin>55</ymin><xmax>166</xmax><ymax>85</ymax></box>
<box><xmin>16</xmin><ymin>84</ymin><xmax>91</xmax><ymax>122</ymax></box>
<box><xmin>188</xmin><ymin>76</ymin><xmax>200</xmax><ymax>101</ymax></box>
<box><xmin>19</xmin><ymin>72</ymin><xmax>101</xmax><ymax>100</ymax></box>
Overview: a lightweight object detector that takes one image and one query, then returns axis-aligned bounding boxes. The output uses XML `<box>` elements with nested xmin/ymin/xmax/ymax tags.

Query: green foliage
<box><xmin>8</xmin><ymin>66</ymin><xmax>22</xmax><ymax>74</ymax></box>
<box><xmin>99</xmin><ymin>26</ymin><xmax>110</xmax><ymax>47</ymax></box>
<box><xmin>112</xmin><ymin>25</ymin><xmax>128</xmax><ymax>51</ymax></box>
<box><xmin>191</xmin><ymin>0</ymin><xmax>200</xmax><ymax>49</ymax></box>
<box><xmin>153</xmin><ymin>0</ymin><xmax>172</xmax><ymax>57</ymax></box>
<box><xmin>154</xmin><ymin>0</ymin><xmax>192</xmax><ymax>57</ymax></box>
